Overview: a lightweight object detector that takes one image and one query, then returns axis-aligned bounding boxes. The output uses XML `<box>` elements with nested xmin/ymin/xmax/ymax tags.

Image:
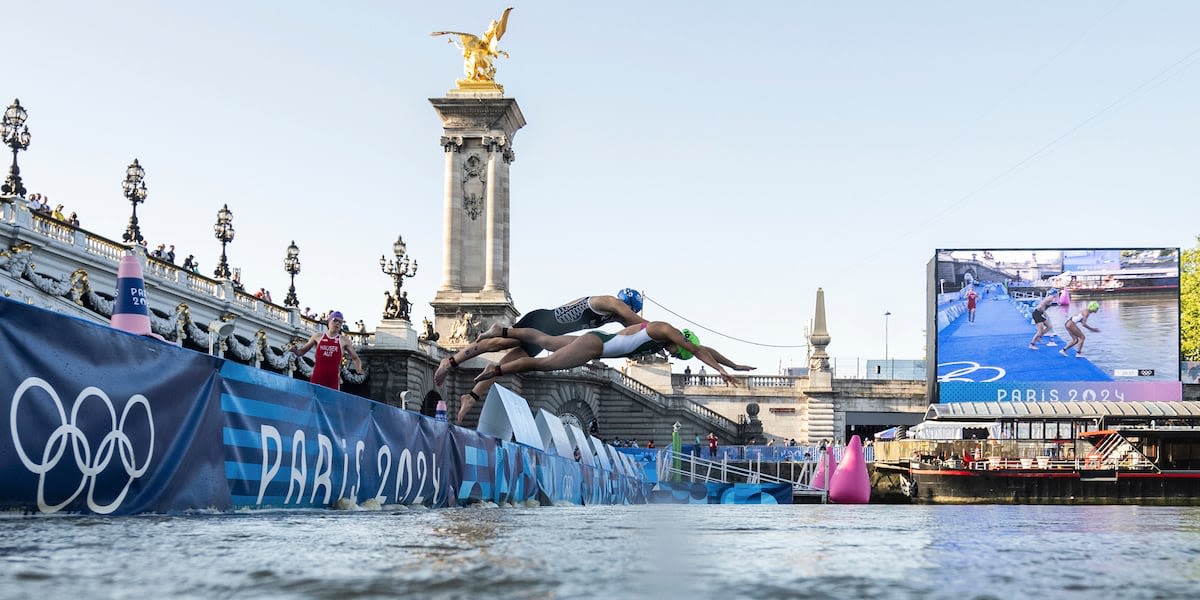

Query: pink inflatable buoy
<box><xmin>828</xmin><ymin>435</ymin><xmax>871</xmax><ymax>504</ymax></box>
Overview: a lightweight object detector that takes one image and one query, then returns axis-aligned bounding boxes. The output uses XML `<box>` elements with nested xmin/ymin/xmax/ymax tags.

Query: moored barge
<box><xmin>873</xmin><ymin>401</ymin><xmax>1200</xmax><ymax>504</ymax></box>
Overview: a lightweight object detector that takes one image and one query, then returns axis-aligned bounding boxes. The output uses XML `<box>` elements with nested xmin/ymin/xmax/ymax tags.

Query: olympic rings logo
<box><xmin>937</xmin><ymin>361</ymin><xmax>1006</xmax><ymax>383</ymax></box>
<box><xmin>9</xmin><ymin>377</ymin><xmax>155</xmax><ymax>514</ymax></box>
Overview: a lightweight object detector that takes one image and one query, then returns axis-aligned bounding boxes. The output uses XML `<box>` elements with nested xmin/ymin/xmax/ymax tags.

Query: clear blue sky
<box><xmin>10</xmin><ymin>2</ymin><xmax>1200</xmax><ymax>373</ymax></box>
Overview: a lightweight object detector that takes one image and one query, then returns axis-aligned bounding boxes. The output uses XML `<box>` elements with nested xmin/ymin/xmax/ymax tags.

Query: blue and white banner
<box><xmin>0</xmin><ymin>299</ymin><xmax>228</xmax><ymax>514</ymax></box>
<box><xmin>0</xmin><ymin>297</ymin><xmax>648</xmax><ymax>514</ymax></box>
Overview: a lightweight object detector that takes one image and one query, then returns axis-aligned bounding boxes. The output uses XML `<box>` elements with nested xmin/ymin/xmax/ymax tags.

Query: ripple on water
<box><xmin>1</xmin><ymin>505</ymin><xmax>1200</xmax><ymax>599</ymax></box>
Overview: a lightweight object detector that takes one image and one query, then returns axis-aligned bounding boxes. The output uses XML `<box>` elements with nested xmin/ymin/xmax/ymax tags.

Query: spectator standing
<box><xmin>51</xmin><ymin>204</ymin><xmax>66</xmax><ymax>221</ymax></box>
<box><xmin>291</xmin><ymin>310</ymin><xmax>363</xmax><ymax>390</ymax></box>
<box><xmin>27</xmin><ymin>193</ymin><xmax>46</xmax><ymax>214</ymax></box>
<box><xmin>68</xmin><ymin>212</ymin><xmax>79</xmax><ymax>227</ymax></box>
<box><xmin>707</xmin><ymin>432</ymin><xmax>718</xmax><ymax>458</ymax></box>
<box><xmin>166</xmin><ymin>244</ymin><xmax>176</xmax><ymax>264</ymax></box>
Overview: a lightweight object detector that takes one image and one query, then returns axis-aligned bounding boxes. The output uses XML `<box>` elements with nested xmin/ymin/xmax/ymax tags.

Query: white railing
<box><xmin>656</xmin><ymin>449</ymin><xmax>828</xmax><ymax>501</ymax></box>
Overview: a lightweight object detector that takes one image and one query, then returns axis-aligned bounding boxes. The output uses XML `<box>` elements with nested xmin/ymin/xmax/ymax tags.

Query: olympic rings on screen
<box><xmin>9</xmin><ymin>377</ymin><xmax>155</xmax><ymax>514</ymax></box>
<box><xmin>937</xmin><ymin>361</ymin><xmax>1006</xmax><ymax>383</ymax></box>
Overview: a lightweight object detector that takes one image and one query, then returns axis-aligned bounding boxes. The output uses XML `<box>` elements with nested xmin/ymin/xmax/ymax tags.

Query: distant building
<box><xmin>867</xmin><ymin>359</ymin><xmax>926</xmax><ymax>380</ymax></box>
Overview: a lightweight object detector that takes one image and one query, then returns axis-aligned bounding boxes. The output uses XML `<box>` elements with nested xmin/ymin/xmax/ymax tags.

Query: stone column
<box><xmin>428</xmin><ymin>94</ymin><xmax>525</xmax><ymax>346</ymax></box>
<box><xmin>482</xmin><ymin>135</ymin><xmax>502</xmax><ymax>292</ymax></box>
<box><xmin>440</xmin><ymin>136</ymin><xmax>463</xmax><ymax>291</ymax></box>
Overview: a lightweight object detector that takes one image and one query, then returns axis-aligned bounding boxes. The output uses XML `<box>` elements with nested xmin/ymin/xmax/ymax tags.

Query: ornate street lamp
<box><xmin>120</xmin><ymin>159</ymin><xmax>148</xmax><ymax>245</ymax></box>
<box><xmin>0</xmin><ymin>99</ymin><xmax>32</xmax><ymax>197</ymax></box>
<box><xmin>379</xmin><ymin>235</ymin><xmax>418</xmax><ymax>320</ymax></box>
<box><xmin>283</xmin><ymin>240</ymin><xmax>301</xmax><ymax>307</ymax></box>
<box><xmin>213</xmin><ymin>204</ymin><xmax>235</xmax><ymax>279</ymax></box>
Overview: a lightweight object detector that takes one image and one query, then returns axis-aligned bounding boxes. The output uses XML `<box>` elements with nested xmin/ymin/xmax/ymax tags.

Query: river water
<box><xmin>3</xmin><ymin>503</ymin><xmax>1199</xmax><ymax>599</ymax></box>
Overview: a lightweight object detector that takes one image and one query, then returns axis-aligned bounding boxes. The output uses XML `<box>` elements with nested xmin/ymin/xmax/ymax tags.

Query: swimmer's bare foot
<box><xmin>455</xmin><ymin>391</ymin><xmax>480</xmax><ymax>423</ymax></box>
<box><xmin>477</xmin><ymin>323</ymin><xmax>508</xmax><ymax>341</ymax></box>
<box><xmin>474</xmin><ymin>363</ymin><xmax>504</xmax><ymax>383</ymax></box>
<box><xmin>434</xmin><ymin>355</ymin><xmax>459</xmax><ymax>386</ymax></box>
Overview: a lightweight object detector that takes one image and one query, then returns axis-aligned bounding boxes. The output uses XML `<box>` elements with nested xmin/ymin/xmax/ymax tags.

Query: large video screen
<box><xmin>930</xmin><ymin>248</ymin><xmax>1182</xmax><ymax>403</ymax></box>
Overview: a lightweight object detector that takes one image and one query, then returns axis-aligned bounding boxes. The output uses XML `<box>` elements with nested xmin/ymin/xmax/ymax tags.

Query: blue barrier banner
<box><xmin>648</xmin><ymin>482</ymin><xmax>791</xmax><ymax>504</ymax></box>
<box><xmin>0</xmin><ymin>298</ymin><xmax>228</xmax><ymax>514</ymax></box>
<box><xmin>1</xmin><ymin>297</ymin><xmax>650</xmax><ymax>514</ymax></box>
<box><xmin>220</xmin><ymin>362</ymin><xmax>377</xmax><ymax>508</ymax></box>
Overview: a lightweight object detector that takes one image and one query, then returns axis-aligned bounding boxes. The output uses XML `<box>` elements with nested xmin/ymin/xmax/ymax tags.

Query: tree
<box><xmin>1183</xmin><ymin>236</ymin><xmax>1200</xmax><ymax>361</ymax></box>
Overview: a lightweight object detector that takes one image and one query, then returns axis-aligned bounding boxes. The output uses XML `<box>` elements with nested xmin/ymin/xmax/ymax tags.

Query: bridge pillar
<box><xmin>428</xmin><ymin>94</ymin><xmax>525</xmax><ymax>346</ymax></box>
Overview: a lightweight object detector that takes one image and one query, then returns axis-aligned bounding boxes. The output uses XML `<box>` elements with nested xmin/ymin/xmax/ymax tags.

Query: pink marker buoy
<box><xmin>111</xmin><ymin>253</ymin><xmax>158</xmax><ymax>337</ymax></box>
<box><xmin>811</xmin><ymin>444</ymin><xmax>835</xmax><ymax>491</ymax></box>
<box><xmin>828</xmin><ymin>435</ymin><xmax>871</xmax><ymax>504</ymax></box>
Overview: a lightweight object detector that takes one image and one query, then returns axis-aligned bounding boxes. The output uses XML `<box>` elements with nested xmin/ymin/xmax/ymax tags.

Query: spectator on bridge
<box><xmin>470</xmin><ymin>321</ymin><xmax>754</xmax><ymax>387</ymax></box>
<box><xmin>434</xmin><ymin>290</ymin><xmax>647</xmax><ymax>423</ymax></box>
<box><xmin>707</xmin><ymin>432</ymin><xmax>718</xmax><ymax>458</ymax></box>
<box><xmin>27</xmin><ymin>193</ymin><xmax>46</xmax><ymax>214</ymax></box>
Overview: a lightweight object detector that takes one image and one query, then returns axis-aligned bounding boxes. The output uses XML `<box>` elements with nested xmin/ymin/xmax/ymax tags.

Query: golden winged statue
<box><xmin>432</xmin><ymin>7</ymin><xmax>513</xmax><ymax>84</ymax></box>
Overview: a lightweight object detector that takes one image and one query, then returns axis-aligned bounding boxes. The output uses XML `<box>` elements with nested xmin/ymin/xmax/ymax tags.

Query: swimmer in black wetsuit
<box><xmin>1027</xmin><ymin>288</ymin><xmax>1059</xmax><ymax>350</ymax></box>
<box><xmin>435</xmin><ymin>290</ymin><xmax>645</xmax><ymax>422</ymax></box>
<box><xmin>472</xmin><ymin>321</ymin><xmax>754</xmax><ymax>385</ymax></box>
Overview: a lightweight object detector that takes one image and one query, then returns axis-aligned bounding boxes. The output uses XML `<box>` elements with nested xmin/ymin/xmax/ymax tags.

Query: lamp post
<box><xmin>884</xmin><ymin>311</ymin><xmax>892</xmax><ymax>378</ymax></box>
<box><xmin>1</xmin><ymin>99</ymin><xmax>31</xmax><ymax>197</ymax></box>
<box><xmin>120</xmin><ymin>159</ymin><xmax>148</xmax><ymax>245</ymax></box>
<box><xmin>213</xmin><ymin>204</ymin><xmax>235</xmax><ymax>279</ymax></box>
<box><xmin>380</xmin><ymin>235</ymin><xmax>418</xmax><ymax>320</ymax></box>
<box><xmin>283</xmin><ymin>240</ymin><xmax>300</xmax><ymax>307</ymax></box>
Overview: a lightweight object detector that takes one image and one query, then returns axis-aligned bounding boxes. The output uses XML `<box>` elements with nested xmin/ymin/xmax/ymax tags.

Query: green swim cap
<box><xmin>675</xmin><ymin>329</ymin><xmax>700</xmax><ymax>360</ymax></box>
<box><xmin>1088</xmin><ymin>301</ymin><xmax>1100</xmax><ymax>312</ymax></box>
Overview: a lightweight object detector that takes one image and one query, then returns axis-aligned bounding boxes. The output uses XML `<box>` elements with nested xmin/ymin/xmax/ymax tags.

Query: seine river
<box><xmin>3</xmin><ymin>504</ymin><xmax>1199</xmax><ymax>599</ymax></box>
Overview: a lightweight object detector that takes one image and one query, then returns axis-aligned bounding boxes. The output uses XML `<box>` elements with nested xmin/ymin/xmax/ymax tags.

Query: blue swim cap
<box><xmin>675</xmin><ymin>329</ymin><xmax>700</xmax><ymax>360</ymax></box>
<box><xmin>617</xmin><ymin>288</ymin><xmax>643</xmax><ymax>313</ymax></box>
<box><xmin>1047</xmin><ymin>288</ymin><xmax>1059</xmax><ymax>296</ymax></box>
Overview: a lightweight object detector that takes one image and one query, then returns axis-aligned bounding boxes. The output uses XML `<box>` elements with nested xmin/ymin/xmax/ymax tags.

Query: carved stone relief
<box><xmin>461</xmin><ymin>153</ymin><xmax>486</xmax><ymax>220</ymax></box>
